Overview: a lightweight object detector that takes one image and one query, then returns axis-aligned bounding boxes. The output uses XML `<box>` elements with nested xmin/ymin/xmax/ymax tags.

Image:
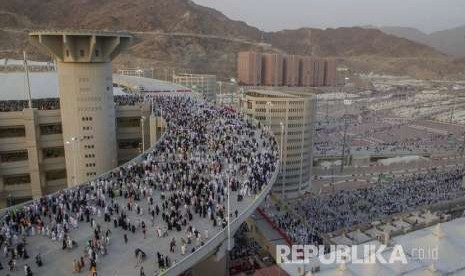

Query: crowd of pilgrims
<box><xmin>0</xmin><ymin>99</ymin><xmax>60</xmax><ymax>112</ymax></box>
<box><xmin>0</xmin><ymin>95</ymin><xmax>278</xmax><ymax>275</ymax></box>
<box><xmin>315</xmin><ymin>112</ymin><xmax>460</xmax><ymax>156</ymax></box>
<box><xmin>268</xmin><ymin>168</ymin><xmax>465</xmax><ymax>245</ymax></box>
<box><xmin>0</xmin><ymin>95</ymin><xmax>149</xmax><ymax>113</ymax></box>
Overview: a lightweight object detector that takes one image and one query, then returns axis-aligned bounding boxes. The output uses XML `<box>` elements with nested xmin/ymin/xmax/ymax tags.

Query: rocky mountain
<box><xmin>378</xmin><ymin>26</ymin><xmax>430</xmax><ymax>45</ymax></box>
<box><xmin>377</xmin><ymin>25</ymin><xmax>465</xmax><ymax>58</ymax></box>
<box><xmin>1</xmin><ymin>0</ymin><xmax>464</xmax><ymax>80</ymax></box>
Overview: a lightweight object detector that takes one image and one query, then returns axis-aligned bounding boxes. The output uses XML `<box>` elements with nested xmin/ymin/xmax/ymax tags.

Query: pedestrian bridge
<box><xmin>0</xmin><ymin>76</ymin><xmax>280</xmax><ymax>276</ymax></box>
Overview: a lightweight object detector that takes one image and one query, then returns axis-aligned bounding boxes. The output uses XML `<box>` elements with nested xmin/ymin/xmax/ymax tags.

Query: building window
<box><xmin>81</xmin><ymin>117</ymin><xmax>93</xmax><ymax>122</ymax></box>
<box><xmin>39</xmin><ymin>124</ymin><xmax>62</xmax><ymax>135</ymax></box>
<box><xmin>45</xmin><ymin>169</ymin><xmax>67</xmax><ymax>181</ymax></box>
<box><xmin>4</xmin><ymin>174</ymin><xmax>31</xmax><ymax>186</ymax></box>
<box><xmin>118</xmin><ymin>139</ymin><xmax>142</xmax><ymax>149</ymax></box>
<box><xmin>117</xmin><ymin>117</ymin><xmax>141</xmax><ymax>128</ymax></box>
<box><xmin>0</xmin><ymin>126</ymin><xmax>26</xmax><ymax>138</ymax></box>
<box><xmin>42</xmin><ymin>147</ymin><xmax>65</xmax><ymax>159</ymax></box>
<box><xmin>0</xmin><ymin>150</ymin><xmax>28</xmax><ymax>162</ymax></box>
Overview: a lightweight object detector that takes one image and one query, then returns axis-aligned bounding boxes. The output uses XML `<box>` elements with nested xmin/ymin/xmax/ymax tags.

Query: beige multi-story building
<box><xmin>30</xmin><ymin>31</ymin><xmax>132</xmax><ymax>187</ymax></box>
<box><xmin>283</xmin><ymin>55</ymin><xmax>300</xmax><ymax>87</ymax></box>
<box><xmin>173</xmin><ymin>73</ymin><xmax>217</xmax><ymax>102</ymax></box>
<box><xmin>261</xmin><ymin>53</ymin><xmax>284</xmax><ymax>86</ymax></box>
<box><xmin>237</xmin><ymin>51</ymin><xmax>262</xmax><ymax>86</ymax></box>
<box><xmin>0</xmin><ymin>99</ymin><xmax>164</xmax><ymax>208</ymax></box>
<box><xmin>241</xmin><ymin>89</ymin><xmax>316</xmax><ymax>197</ymax></box>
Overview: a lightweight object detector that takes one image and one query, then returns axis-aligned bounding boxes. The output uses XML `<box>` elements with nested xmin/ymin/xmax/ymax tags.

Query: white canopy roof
<box><xmin>281</xmin><ymin>217</ymin><xmax>465</xmax><ymax>276</ymax></box>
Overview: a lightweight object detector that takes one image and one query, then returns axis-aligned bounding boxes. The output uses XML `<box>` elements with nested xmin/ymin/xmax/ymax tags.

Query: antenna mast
<box><xmin>23</xmin><ymin>51</ymin><xmax>32</xmax><ymax>108</ymax></box>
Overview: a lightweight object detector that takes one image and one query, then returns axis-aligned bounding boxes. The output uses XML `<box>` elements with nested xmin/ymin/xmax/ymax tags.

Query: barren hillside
<box><xmin>1</xmin><ymin>0</ymin><xmax>464</xmax><ymax>80</ymax></box>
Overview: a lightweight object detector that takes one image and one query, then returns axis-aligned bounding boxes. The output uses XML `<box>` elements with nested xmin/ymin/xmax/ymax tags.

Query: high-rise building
<box><xmin>237</xmin><ymin>51</ymin><xmax>262</xmax><ymax>86</ymax></box>
<box><xmin>299</xmin><ymin>56</ymin><xmax>315</xmax><ymax>87</ymax></box>
<box><xmin>237</xmin><ymin>51</ymin><xmax>337</xmax><ymax>88</ymax></box>
<box><xmin>312</xmin><ymin>58</ymin><xmax>326</xmax><ymax>87</ymax></box>
<box><xmin>241</xmin><ymin>89</ymin><xmax>316</xmax><ymax>197</ymax></box>
<box><xmin>30</xmin><ymin>31</ymin><xmax>132</xmax><ymax>187</ymax></box>
<box><xmin>262</xmin><ymin>53</ymin><xmax>284</xmax><ymax>86</ymax></box>
<box><xmin>283</xmin><ymin>55</ymin><xmax>300</xmax><ymax>87</ymax></box>
<box><xmin>324</xmin><ymin>58</ymin><xmax>337</xmax><ymax>87</ymax></box>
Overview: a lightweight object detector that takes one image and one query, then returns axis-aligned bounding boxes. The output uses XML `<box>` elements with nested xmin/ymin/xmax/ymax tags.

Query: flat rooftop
<box><xmin>281</xmin><ymin>216</ymin><xmax>465</xmax><ymax>276</ymax></box>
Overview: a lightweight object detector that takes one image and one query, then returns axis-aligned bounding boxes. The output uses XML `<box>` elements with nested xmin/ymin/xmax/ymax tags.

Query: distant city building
<box><xmin>312</xmin><ymin>58</ymin><xmax>326</xmax><ymax>87</ymax></box>
<box><xmin>237</xmin><ymin>51</ymin><xmax>262</xmax><ymax>86</ymax></box>
<box><xmin>324</xmin><ymin>59</ymin><xmax>338</xmax><ymax>87</ymax></box>
<box><xmin>261</xmin><ymin>53</ymin><xmax>284</xmax><ymax>86</ymax></box>
<box><xmin>299</xmin><ymin>56</ymin><xmax>314</xmax><ymax>87</ymax></box>
<box><xmin>173</xmin><ymin>73</ymin><xmax>217</xmax><ymax>102</ymax></box>
<box><xmin>283</xmin><ymin>55</ymin><xmax>300</xmax><ymax>87</ymax></box>
<box><xmin>237</xmin><ymin>51</ymin><xmax>337</xmax><ymax>88</ymax></box>
<box><xmin>241</xmin><ymin>89</ymin><xmax>316</xmax><ymax>196</ymax></box>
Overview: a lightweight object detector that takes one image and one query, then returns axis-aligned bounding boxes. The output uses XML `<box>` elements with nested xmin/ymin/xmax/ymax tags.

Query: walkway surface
<box><xmin>1</xmin><ymin>77</ymin><xmax>279</xmax><ymax>276</ymax></box>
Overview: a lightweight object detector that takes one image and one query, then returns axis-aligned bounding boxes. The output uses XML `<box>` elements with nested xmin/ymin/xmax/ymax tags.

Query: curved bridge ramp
<box><xmin>0</xmin><ymin>79</ymin><xmax>279</xmax><ymax>276</ymax></box>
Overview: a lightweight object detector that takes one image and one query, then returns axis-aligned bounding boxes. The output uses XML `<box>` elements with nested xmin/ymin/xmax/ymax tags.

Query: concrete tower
<box><xmin>30</xmin><ymin>31</ymin><xmax>132</xmax><ymax>187</ymax></box>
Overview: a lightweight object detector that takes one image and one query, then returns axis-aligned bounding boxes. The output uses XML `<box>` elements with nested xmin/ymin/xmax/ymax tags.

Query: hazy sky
<box><xmin>193</xmin><ymin>0</ymin><xmax>465</xmax><ymax>34</ymax></box>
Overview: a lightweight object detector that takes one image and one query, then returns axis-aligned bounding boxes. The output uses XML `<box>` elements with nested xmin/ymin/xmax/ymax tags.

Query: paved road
<box><xmin>312</xmin><ymin>155</ymin><xmax>465</xmax><ymax>193</ymax></box>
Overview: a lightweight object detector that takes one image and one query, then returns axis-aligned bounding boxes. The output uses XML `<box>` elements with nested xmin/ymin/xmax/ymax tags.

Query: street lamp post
<box><xmin>340</xmin><ymin>100</ymin><xmax>352</xmax><ymax>172</ymax></box>
<box><xmin>280</xmin><ymin>122</ymin><xmax>285</xmax><ymax>199</ymax></box>
<box><xmin>230</xmin><ymin>78</ymin><xmax>237</xmax><ymax>108</ymax></box>
<box><xmin>141</xmin><ymin>116</ymin><xmax>146</xmax><ymax>152</ymax></box>
<box><xmin>266</xmin><ymin>101</ymin><xmax>273</xmax><ymax>130</ymax></box>
<box><xmin>340</xmin><ymin>118</ymin><xmax>348</xmax><ymax>173</ymax></box>
<box><xmin>227</xmin><ymin>174</ymin><xmax>231</xmax><ymax>251</ymax></box>
<box><xmin>219</xmin><ymin>81</ymin><xmax>223</xmax><ymax>106</ymax></box>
